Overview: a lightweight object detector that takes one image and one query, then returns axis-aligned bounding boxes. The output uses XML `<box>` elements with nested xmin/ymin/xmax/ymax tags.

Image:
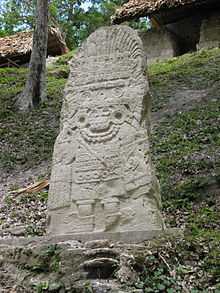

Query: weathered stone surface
<box><xmin>0</xmin><ymin>239</ymin><xmax>149</xmax><ymax>292</ymax></box>
<box><xmin>85</xmin><ymin>239</ymin><xmax>112</xmax><ymax>249</ymax></box>
<box><xmin>139</xmin><ymin>28</ymin><xmax>177</xmax><ymax>64</ymax></box>
<box><xmin>198</xmin><ymin>12</ymin><xmax>220</xmax><ymax>50</ymax></box>
<box><xmin>116</xmin><ymin>253</ymin><xmax>138</xmax><ymax>285</ymax></box>
<box><xmin>48</xmin><ymin>25</ymin><xmax>165</xmax><ymax>238</ymax></box>
<box><xmin>0</xmin><ymin>233</ymin><xmax>184</xmax><ymax>292</ymax></box>
<box><xmin>0</xmin><ymin>229</ymin><xmax>182</xmax><ymax>247</ymax></box>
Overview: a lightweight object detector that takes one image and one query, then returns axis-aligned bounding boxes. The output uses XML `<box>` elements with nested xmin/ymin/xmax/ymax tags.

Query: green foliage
<box><xmin>0</xmin><ymin>66</ymin><xmax>65</xmax><ymax>170</ymax></box>
<box><xmin>83</xmin><ymin>281</ymin><xmax>93</xmax><ymax>293</ymax></box>
<box><xmin>0</xmin><ymin>48</ymin><xmax>220</xmax><ymax>291</ymax></box>
<box><xmin>149</xmin><ymin>48</ymin><xmax>220</xmax><ymax>111</ymax></box>
<box><xmin>138</xmin><ymin>256</ymin><xmax>180</xmax><ymax>292</ymax></box>
<box><xmin>152</xmin><ymin>101</ymin><xmax>219</xmax><ymax>206</ymax></box>
<box><xmin>0</xmin><ymin>0</ymin><xmax>149</xmax><ymax>48</ymax></box>
<box><xmin>149</xmin><ymin>49</ymin><xmax>220</xmax><ymax>215</ymax></box>
<box><xmin>188</xmin><ymin>206</ymin><xmax>220</xmax><ymax>235</ymax></box>
<box><xmin>53</xmin><ymin>50</ymin><xmax>75</xmax><ymax>66</ymax></box>
<box><xmin>0</xmin><ymin>0</ymin><xmax>34</xmax><ymax>35</ymax></box>
<box><xmin>34</xmin><ymin>281</ymin><xmax>49</xmax><ymax>293</ymax></box>
<box><xmin>50</xmin><ymin>0</ymin><xmax>127</xmax><ymax>48</ymax></box>
<box><xmin>140</xmin><ymin>48</ymin><xmax>220</xmax><ymax>292</ymax></box>
<box><xmin>0</xmin><ymin>0</ymin><xmax>126</xmax><ymax>47</ymax></box>
<box><xmin>133</xmin><ymin>233</ymin><xmax>220</xmax><ymax>292</ymax></box>
<box><xmin>33</xmin><ymin>280</ymin><xmax>64</xmax><ymax>293</ymax></box>
<box><xmin>26</xmin><ymin>244</ymin><xmax>61</xmax><ymax>273</ymax></box>
<box><xmin>149</xmin><ymin>48</ymin><xmax>220</xmax><ymax>85</ymax></box>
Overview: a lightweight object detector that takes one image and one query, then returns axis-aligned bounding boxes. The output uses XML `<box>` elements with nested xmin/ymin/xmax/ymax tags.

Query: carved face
<box><xmin>76</xmin><ymin>104</ymin><xmax>126</xmax><ymax>143</ymax></box>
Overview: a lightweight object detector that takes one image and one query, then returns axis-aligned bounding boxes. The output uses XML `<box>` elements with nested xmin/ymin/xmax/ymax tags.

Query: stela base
<box><xmin>0</xmin><ymin>229</ymin><xmax>182</xmax><ymax>247</ymax></box>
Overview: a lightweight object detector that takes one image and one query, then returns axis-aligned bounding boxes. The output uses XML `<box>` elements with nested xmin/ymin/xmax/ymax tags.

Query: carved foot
<box><xmin>105</xmin><ymin>212</ymin><xmax>121</xmax><ymax>231</ymax></box>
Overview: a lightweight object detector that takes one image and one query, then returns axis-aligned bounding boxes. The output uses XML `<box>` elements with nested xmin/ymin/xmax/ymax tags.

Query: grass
<box><xmin>152</xmin><ymin>101</ymin><xmax>220</xmax><ymax>202</ymax></box>
<box><xmin>0</xmin><ymin>67</ymin><xmax>66</xmax><ymax>170</ymax></box>
<box><xmin>149</xmin><ymin>48</ymin><xmax>220</xmax><ymax>112</ymax></box>
<box><xmin>0</xmin><ymin>48</ymin><xmax>219</xmax><ymax>291</ymax></box>
<box><xmin>149</xmin><ymin>48</ymin><xmax>220</xmax><ymax>88</ymax></box>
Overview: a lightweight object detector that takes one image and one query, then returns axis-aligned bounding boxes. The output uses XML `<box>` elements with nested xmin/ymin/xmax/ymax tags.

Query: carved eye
<box><xmin>82</xmin><ymin>91</ymin><xmax>91</xmax><ymax>100</ymax></box>
<box><xmin>112</xmin><ymin>108</ymin><xmax>125</xmax><ymax>125</ymax></box>
<box><xmin>114</xmin><ymin>87</ymin><xmax>123</xmax><ymax>98</ymax></box>
<box><xmin>114</xmin><ymin>111</ymin><xmax>122</xmax><ymax>120</ymax></box>
<box><xmin>79</xmin><ymin>115</ymin><xmax>86</xmax><ymax>123</ymax></box>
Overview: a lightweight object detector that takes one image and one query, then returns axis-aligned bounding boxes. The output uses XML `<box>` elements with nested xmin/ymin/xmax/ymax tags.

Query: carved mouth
<box><xmin>81</xmin><ymin>124</ymin><xmax>119</xmax><ymax>143</ymax></box>
<box><xmin>89</xmin><ymin>124</ymin><xmax>111</xmax><ymax>134</ymax></box>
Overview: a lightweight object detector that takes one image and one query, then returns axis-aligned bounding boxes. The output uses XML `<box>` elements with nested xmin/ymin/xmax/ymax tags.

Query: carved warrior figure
<box><xmin>48</xmin><ymin>25</ymin><xmax>164</xmax><ymax>235</ymax></box>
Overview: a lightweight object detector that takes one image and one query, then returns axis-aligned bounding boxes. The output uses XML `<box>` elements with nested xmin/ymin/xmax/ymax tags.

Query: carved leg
<box><xmin>76</xmin><ymin>200</ymin><xmax>95</xmax><ymax>232</ymax></box>
<box><xmin>102</xmin><ymin>198</ymin><xmax>121</xmax><ymax>231</ymax></box>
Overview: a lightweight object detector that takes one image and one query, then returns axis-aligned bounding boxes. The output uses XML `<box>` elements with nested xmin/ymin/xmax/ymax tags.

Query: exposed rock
<box><xmin>48</xmin><ymin>25</ymin><xmax>164</xmax><ymax>239</ymax></box>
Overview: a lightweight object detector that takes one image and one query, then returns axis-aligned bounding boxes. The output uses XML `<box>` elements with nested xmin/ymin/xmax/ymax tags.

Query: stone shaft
<box><xmin>48</xmin><ymin>25</ymin><xmax>164</xmax><ymax>237</ymax></box>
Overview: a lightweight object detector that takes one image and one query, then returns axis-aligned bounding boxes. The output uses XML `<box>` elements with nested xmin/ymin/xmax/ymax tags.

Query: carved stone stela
<box><xmin>48</xmin><ymin>25</ymin><xmax>164</xmax><ymax>236</ymax></box>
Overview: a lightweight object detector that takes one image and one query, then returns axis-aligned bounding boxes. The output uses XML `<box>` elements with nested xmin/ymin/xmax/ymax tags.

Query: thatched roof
<box><xmin>112</xmin><ymin>0</ymin><xmax>219</xmax><ymax>24</ymax></box>
<box><xmin>0</xmin><ymin>27</ymin><xmax>68</xmax><ymax>67</ymax></box>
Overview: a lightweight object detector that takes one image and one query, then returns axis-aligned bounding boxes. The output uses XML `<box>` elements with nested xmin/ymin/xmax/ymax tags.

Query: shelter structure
<box><xmin>112</xmin><ymin>0</ymin><xmax>220</xmax><ymax>62</ymax></box>
<box><xmin>0</xmin><ymin>27</ymin><xmax>68</xmax><ymax>67</ymax></box>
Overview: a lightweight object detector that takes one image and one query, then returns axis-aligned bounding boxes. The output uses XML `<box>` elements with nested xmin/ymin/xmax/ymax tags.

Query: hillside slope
<box><xmin>0</xmin><ymin>49</ymin><xmax>219</xmax><ymax>292</ymax></box>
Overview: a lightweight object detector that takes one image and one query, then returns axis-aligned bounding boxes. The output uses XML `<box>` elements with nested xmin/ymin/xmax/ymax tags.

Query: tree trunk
<box><xmin>16</xmin><ymin>0</ymin><xmax>48</xmax><ymax>112</ymax></box>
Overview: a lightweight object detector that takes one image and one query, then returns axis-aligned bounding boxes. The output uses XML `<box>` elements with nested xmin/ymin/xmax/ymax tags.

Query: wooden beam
<box><xmin>7</xmin><ymin>58</ymin><xmax>20</xmax><ymax>68</ymax></box>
